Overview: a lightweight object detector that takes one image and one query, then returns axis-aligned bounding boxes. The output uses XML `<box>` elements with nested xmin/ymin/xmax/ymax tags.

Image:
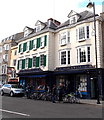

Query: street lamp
<box><xmin>86</xmin><ymin>1</ymin><xmax>100</xmax><ymax>104</ymax></box>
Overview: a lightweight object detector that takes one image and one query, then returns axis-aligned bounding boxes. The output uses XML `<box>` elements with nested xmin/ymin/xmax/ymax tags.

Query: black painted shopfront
<box><xmin>17</xmin><ymin>65</ymin><xmax>104</xmax><ymax>99</ymax></box>
<box><xmin>17</xmin><ymin>68</ymin><xmax>54</xmax><ymax>90</ymax></box>
<box><xmin>54</xmin><ymin>65</ymin><xmax>104</xmax><ymax>99</ymax></box>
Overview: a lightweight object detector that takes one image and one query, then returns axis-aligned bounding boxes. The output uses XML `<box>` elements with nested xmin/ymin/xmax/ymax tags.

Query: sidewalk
<box><xmin>80</xmin><ymin>99</ymin><xmax>103</xmax><ymax>106</ymax></box>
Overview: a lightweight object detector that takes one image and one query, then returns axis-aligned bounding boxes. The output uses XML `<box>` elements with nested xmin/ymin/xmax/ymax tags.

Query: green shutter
<box><xmin>22</xmin><ymin>59</ymin><xmax>25</xmax><ymax>69</ymax></box>
<box><xmin>23</xmin><ymin>43</ymin><xmax>27</xmax><ymax>52</ymax></box>
<box><xmin>44</xmin><ymin>35</ymin><xmax>47</xmax><ymax>46</ymax></box>
<box><xmin>29</xmin><ymin>40</ymin><xmax>34</xmax><ymax>50</ymax></box>
<box><xmin>44</xmin><ymin>55</ymin><xmax>46</xmax><ymax>66</ymax></box>
<box><xmin>31</xmin><ymin>40</ymin><xmax>34</xmax><ymax>49</ymax></box>
<box><xmin>18</xmin><ymin>44</ymin><xmax>21</xmax><ymax>53</ymax></box>
<box><xmin>36</xmin><ymin>38</ymin><xmax>40</xmax><ymax>48</ymax></box>
<box><xmin>28</xmin><ymin>58</ymin><xmax>32</xmax><ymax>68</ymax></box>
<box><xmin>36</xmin><ymin>57</ymin><xmax>39</xmax><ymax>67</ymax></box>
<box><xmin>17</xmin><ymin>60</ymin><xmax>19</xmax><ymax>70</ymax></box>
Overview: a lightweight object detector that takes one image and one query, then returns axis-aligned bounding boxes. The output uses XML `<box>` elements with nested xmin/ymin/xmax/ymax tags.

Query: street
<box><xmin>1</xmin><ymin>95</ymin><xmax>103</xmax><ymax>119</ymax></box>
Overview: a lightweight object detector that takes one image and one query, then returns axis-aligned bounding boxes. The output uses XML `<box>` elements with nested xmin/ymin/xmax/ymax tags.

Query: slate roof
<box><xmin>58</xmin><ymin>10</ymin><xmax>99</xmax><ymax>29</ymax></box>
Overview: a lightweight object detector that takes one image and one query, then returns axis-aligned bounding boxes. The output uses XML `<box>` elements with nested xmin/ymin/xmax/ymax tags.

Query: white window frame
<box><xmin>40</xmin><ymin>54</ymin><xmax>44</xmax><ymax>66</ymax></box>
<box><xmin>33</xmin><ymin>39</ymin><xmax>37</xmax><ymax>50</ymax></box>
<box><xmin>36</xmin><ymin>25</ymin><xmax>41</xmax><ymax>32</ymax></box>
<box><xmin>3</xmin><ymin>54</ymin><xmax>8</xmax><ymax>61</ymax></box>
<box><xmin>59</xmin><ymin>50</ymin><xmax>70</xmax><ymax>65</ymax></box>
<box><xmin>32</xmin><ymin>56</ymin><xmax>36</xmax><ymax>67</ymax></box>
<box><xmin>19</xmin><ymin>44</ymin><xmax>23</xmax><ymax>53</ymax></box>
<box><xmin>60</xmin><ymin>31</ymin><xmax>70</xmax><ymax>46</ymax></box>
<box><xmin>77</xmin><ymin>46</ymin><xmax>91</xmax><ymax>64</ymax></box>
<box><xmin>19</xmin><ymin>60</ymin><xmax>22</xmax><ymax>70</ymax></box>
<box><xmin>40</xmin><ymin>36</ymin><xmax>44</xmax><ymax>48</ymax></box>
<box><xmin>2</xmin><ymin>64</ymin><xmax>7</xmax><ymax>74</ymax></box>
<box><xmin>26</xmin><ymin>41</ymin><xmax>29</xmax><ymax>52</ymax></box>
<box><xmin>25</xmin><ymin>58</ymin><xmax>29</xmax><ymax>69</ymax></box>
<box><xmin>76</xmin><ymin>26</ymin><xmax>89</xmax><ymax>42</ymax></box>
<box><xmin>4</xmin><ymin>44</ymin><xmax>9</xmax><ymax>50</ymax></box>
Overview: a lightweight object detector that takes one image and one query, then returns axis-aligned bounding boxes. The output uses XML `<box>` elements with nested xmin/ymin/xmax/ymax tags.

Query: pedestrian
<box><xmin>58</xmin><ymin>82</ymin><xmax>65</xmax><ymax>102</ymax></box>
<box><xmin>52</xmin><ymin>85</ymin><xmax>57</xmax><ymax>103</ymax></box>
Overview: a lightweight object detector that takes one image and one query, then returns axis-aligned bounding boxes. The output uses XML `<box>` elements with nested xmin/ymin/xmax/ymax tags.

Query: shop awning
<box><xmin>20</xmin><ymin>74</ymin><xmax>46</xmax><ymax>78</ymax></box>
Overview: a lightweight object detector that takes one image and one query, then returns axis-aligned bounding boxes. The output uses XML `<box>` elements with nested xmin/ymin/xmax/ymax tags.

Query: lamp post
<box><xmin>86</xmin><ymin>1</ymin><xmax>100</xmax><ymax>104</ymax></box>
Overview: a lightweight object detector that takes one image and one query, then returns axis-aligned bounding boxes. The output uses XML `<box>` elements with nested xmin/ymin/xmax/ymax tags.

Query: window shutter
<box><xmin>36</xmin><ymin>57</ymin><xmax>40</xmax><ymax>67</ymax></box>
<box><xmin>28</xmin><ymin>58</ymin><xmax>32</xmax><ymax>68</ymax></box>
<box><xmin>22</xmin><ymin>59</ymin><xmax>25</xmax><ymax>69</ymax></box>
<box><xmin>29</xmin><ymin>41</ymin><xmax>32</xmax><ymax>50</ymax></box>
<box><xmin>44</xmin><ymin>35</ymin><xmax>47</xmax><ymax>46</ymax></box>
<box><xmin>17</xmin><ymin>60</ymin><xmax>19</xmax><ymax>70</ymax></box>
<box><xmin>18</xmin><ymin>44</ymin><xmax>21</xmax><ymax>53</ymax></box>
<box><xmin>44</xmin><ymin>55</ymin><xmax>46</xmax><ymax>66</ymax></box>
<box><xmin>31</xmin><ymin>40</ymin><xmax>34</xmax><ymax>49</ymax></box>
<box><xmin>86</xmin><ymin>26</ymin><xmax>89</xmax><ymax>39</ymax></box>
<box><xmin>23</xmin><ymin>43</ymin><xmax>27</xmax><ymax>52</ymax></box>
<box><xmin>37</xmin><ymin>38</ymin><xmax>40</xmax><ymax>48</ymax></box>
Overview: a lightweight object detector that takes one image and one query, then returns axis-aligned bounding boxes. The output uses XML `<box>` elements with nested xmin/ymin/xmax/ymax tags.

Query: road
<box><xmin>0</xmin><ymin>95</ymin><xmax>103</xmax><ymax>119</ymax></box>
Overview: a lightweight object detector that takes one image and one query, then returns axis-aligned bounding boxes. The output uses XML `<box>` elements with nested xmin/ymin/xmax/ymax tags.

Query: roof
<box><xmin>58</xmin><ymin>10</ymin><xmax>99</xmax><ymax>29</ymax></box>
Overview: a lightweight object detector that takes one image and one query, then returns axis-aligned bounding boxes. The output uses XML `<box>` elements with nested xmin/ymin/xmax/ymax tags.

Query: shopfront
<box><xmin>17</xmin><ymin>68</ymin><xmax>54</xmax><ymax>90</ymax></box>
<box><xmin>54</xmin><ymin>65</ymin><xmax>103</xmax><ymax>99</ymax></box>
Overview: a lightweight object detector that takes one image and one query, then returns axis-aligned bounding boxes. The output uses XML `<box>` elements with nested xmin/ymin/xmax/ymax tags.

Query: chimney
<box><xmin>47</xmin><ymin>18</ymin><xmax>61</xmax><ymax>26</ymax></box>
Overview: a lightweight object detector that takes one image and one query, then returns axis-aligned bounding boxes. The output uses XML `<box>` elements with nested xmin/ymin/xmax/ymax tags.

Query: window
<box><xmin>77</xmin><ymin>46</ymin><xmax>91</xmax><ymax>63</ymax></box>
<box><xmin>33</xmin><ymin>39</ymin><xmax>37</xmax><ymax>50</ymax></box>
<box><xmin>33</xmin><ymin>56</ymin><xmax>36</xmax><ymax>67</ymax></box>
<box><xmin>11</xmin><ymin>70</ymin><xmax>16</xmax><ymax>78</ymax></box>
<box><xmin>40</xmin><ymin>55</ymin><xmax>46</xmax><ymax>67</ymax></box>
<box><xmin>60</xmin><ymin>32</ymin><xmax>67</xmax><ymax>45</ymax></box>
<box><xmin>26</xmin><ymin>41</ymin><xmax>29</xmax><ymax>52</ymax></box>
<box><xmin>19</xmin><ymin>44</ymin><xmax>23</xmax><ymax>53</ymax></box>
<box><xmin>2</xmin><ymin>64</ymin><xmax>7</xmax><ymax>74</ymax></box>
<box><xmin>25</xmin><ymin>58</ymin><xmax>28</xmax><ymax>68</ymax></box>
<box><xmin>60</xmin><ymin>50</ymin><xmax>70</xmax><ymax>65</ymax></box>
<box><xmin>70</xmin><ymin>17</ymin><xmax>76</xmax><ymax>24</ymax></box>
<box><xmin>40</xmin><ymin>37</ymin><xmax>44</xmax><ymax>48</ymax></box>
<box><xmin>3</xmin><ymin>54</ymin><xmax>8</xmax><ymax>61</ymax></box>
<box><xmin>4</xmin><ymin>44</ymin><xmax>9</xmax><ymax>50</ymax></box>
<box><xmin>60</xmin><ymin>31</ymin><xmax>70</xmax><ymax>46</ymax></box>
<box><xmin>14</xmin><ymin>50</ymin><xmax>17</xmax><ymax>55</ymax></box>
<box><xmin>36</xmin><ymin>25</ymin><xmax>41</xmax><ymax>32</ymax></box>
<box><xmin>13</xmin><ymin>59</ymin><xmax>16</xmax><ymax>66</ymax></box>
<box><xmin>76</xmin><ymin>26</ymin><xmax>89</xmax><ymax>41</ymax></box>
<box><xmin>19</xmin><ymin>60</ymin><xmax>22</xmax><ymax>70</ymax></box>
<box><xmin>40</xmin><ymin>55</ymin><xmax>44</xmax><ymax>66</ymax></box>
<box><xmin>61</xmin><ymin>51</ymin><xmax>66</xmax><ymax>65</ymax></box>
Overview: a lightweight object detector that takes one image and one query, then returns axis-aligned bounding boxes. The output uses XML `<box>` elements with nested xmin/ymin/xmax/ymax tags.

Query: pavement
<box><xmin>80</xmin><ymin>99</ymin><xmax>103</xmax><ymax>106</ymax></box>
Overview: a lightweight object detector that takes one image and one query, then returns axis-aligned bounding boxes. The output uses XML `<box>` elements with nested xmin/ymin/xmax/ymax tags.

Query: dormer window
<box><xmin>36</xmin><ymin>25</ymin><xmax>41</xmax><ymax>32</ymax></box>
<box><xmin>35</xmin><ymin>20</ymin><xmax>45</xmax><ymax>33</ymax></box>
<box><xmin>23</xmin><ymin>26</ymin><xmax>33</xmax><ymax>37</ymax></box>
<box><xmin>68</xmin><ymin>10</ymin><xmax>80</xmax><ymax>25</ymax></box>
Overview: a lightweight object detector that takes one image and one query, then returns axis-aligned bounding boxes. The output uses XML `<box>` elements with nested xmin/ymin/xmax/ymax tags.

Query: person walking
<box><xmin>52</xmin><ymin>85</ymin><xmax>57</xmax><ymax>103</ymax></box>
<box><xmin>58</xmin><ymin>82</ymin><xmax>65</xmax><ymax>102</ymax></box>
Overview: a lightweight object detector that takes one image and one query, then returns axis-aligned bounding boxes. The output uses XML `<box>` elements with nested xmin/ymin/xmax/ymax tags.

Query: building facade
<box><xmin>2</xmin><ymin>10</ymin><xmax>104</xmax><ymax>99</ymax></box>
<box><xmin>0</xmin><ymin>32</ymin><xmax>23</xmax><ymax>84</ymax></box>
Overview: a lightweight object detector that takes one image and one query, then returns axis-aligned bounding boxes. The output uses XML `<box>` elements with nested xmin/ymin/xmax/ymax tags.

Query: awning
<box><xmin>20</xmin><ymin>74</ymin><xmax>46</xmax><ymax>78</ymax></box>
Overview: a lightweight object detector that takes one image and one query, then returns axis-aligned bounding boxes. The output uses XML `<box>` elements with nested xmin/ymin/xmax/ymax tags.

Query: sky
<box><xmin>0</xmin><ymin>0</ymin><xmax>103</xmax><ymax>42</ymax></box>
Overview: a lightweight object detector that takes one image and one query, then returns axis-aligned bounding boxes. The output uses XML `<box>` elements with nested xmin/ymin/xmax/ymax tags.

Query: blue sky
<box><xmin>0</xmin><ymin>0</ymin><xmax>103</xmax><ymax>41</ymax></box>
<box><xmin>78</xmin><ymin>0</ymin><xmax>103</xmax><ymax>7</ymax></box>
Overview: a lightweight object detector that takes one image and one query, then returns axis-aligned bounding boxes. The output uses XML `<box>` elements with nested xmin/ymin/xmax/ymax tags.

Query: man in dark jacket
<box><xmin>52</xmin><ymin>85</ymin><xmax>57</xmax><ymax>103</ymax></box>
